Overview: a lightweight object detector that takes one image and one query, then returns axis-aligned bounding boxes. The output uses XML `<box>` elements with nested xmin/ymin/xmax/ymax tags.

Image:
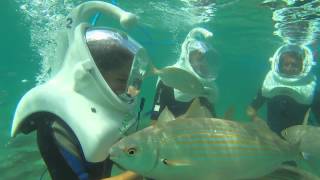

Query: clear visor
<box><xmin>124</xmin><ymin>49</ymin><xmax>150</xmax><ymax>100</ymax></box>
<box><xmin>188</xmin><ymin>41</ymin><xmax>218</xmax><ymax>79</ymax></box>
<box><xmin>86</xmin><ymin>27</ymin><xmax>149</xmax><ymax>102</ymax></box>
<box><xmin>275</xmin><ymin>45</ymin><xmax>305</xmax><ymax>77</ymax></box>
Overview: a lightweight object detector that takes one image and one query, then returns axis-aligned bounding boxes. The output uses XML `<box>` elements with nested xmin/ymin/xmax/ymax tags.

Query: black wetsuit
<box><xmin>36</xmin><ymin>116</ymin><xmax>112</xmax><ymax>180</ymax></box>
<box><xmin>151</xmin><ymin>80</ymin><xmax>216</xmax><ymax>120</ymax></box>
<box><xmin>250</xmin><ymin>88</ymin><xmax>320</xmax><ymax>135</ymax></box>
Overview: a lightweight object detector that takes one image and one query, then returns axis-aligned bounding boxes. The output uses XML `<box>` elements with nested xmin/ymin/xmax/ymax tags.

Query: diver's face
<box><xmin>102</xmin><ymin>61</ymin><xmax>131</xmax><ymax>95</ymax></box>
<box><xmin>189</xmin><ymin>50</ymin><xmax>211</xmax><ymax>78</ymax></box>
<box><xmin>189</xmin><ymin>50</ymin><xmax>204</xmax><ymax>62</ymax></box>
<box><xmin>93</xmin><ymin>43</ymin><xmax>134</xmax><ymax>96</ymax></box>
<box><xmin>279</xmin><ymin>54</ymin><xmax>302</xmax><ymax>76</ymax></box>
<box><xmin>189</xmin><ymin>51</ymin><xmax>206</xmax><ymax>71</ymax></box>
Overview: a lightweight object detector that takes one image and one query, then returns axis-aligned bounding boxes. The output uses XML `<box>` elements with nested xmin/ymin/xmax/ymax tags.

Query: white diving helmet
<box><xmin>262</xmin><ymin>44</ymin><xmax>317</xmax><ymax>105</ymax></box>
<box><xmin>11</xmin><ymin>1</ymin><xmax>149</xmax><ymax>162</ymax></box>
<box><xmin>173</xmin><ymin>27</ymin><xmax>218</xmax><ymax>102</ymax></box>
<box><xmin>271</xmin><ymin>44</ymin><xmax>315</xmax><ymax>81</ymax></box>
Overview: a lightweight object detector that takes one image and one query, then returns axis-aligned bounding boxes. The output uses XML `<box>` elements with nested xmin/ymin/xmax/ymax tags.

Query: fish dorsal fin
<box><xmin>302</xmin><ymin>108</ymin><xmax>311</xmax><ymax>125</ymax></box>
<box><xmin>181</xmin><ymin>98</ymin><xmax>212</xmax><ymax>119</ymax></box>
<box><xmin>157</xmin><ymin>107</ymin><xmax>175</xmax><ymax>126</ymax></box>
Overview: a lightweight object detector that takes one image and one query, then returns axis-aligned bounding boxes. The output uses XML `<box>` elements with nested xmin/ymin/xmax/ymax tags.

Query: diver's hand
<box><xmin>150</xmin><ymin>120</ymin><xmax>157</xmax><ymax>126</ymax></box>
<box><xmin>246</xmin><ymin>106</ymin><xmax>257</xmax><ymax>119</ymax></box>
<box><xmin>246</xmin><ymin>106</ymin><xmax>264</xmax><ymax>123</ymax></box>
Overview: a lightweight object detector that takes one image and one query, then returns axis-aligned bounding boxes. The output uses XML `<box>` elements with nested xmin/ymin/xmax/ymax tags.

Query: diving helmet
<box><xmin>172</xmin><ymin>27</ymin><xmax>218</xmax><ymax>102</ymax></box>
<box><xmin>271</xmin><ymin>44</ymin><xmax>314</xmax><ymax>81</ymax></box>
<box><xmin>262</xmin><ymin>43</ymin><xmax>317</xmax><ymax>105</ymax></box>
<box><xmin>176</xmin><ymin>27</ymin><xmax>218</xmax><ymax>81</ymax></box>
<box><xmin>11</xmin><ymin>1</ymin><xmax>149</xmax><ymax>162</ymax></box>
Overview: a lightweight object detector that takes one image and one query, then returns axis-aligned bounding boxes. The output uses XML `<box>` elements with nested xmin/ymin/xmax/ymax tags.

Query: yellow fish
<box><xmin>110</xmin><ymin>99</ymin><xmax>301</xmax><ymax>180</ymax></box>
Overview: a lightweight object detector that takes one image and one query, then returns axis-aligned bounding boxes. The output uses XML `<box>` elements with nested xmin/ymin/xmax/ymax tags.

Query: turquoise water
<box><xmin>0</xmin><ymin>0</ymin><xmax>319</xmax><ymax>179</ymax></box>
<box><xmin>1</xmin><ymin>1</ymin><xmax>42</xmax><ymax>179</ymax></box>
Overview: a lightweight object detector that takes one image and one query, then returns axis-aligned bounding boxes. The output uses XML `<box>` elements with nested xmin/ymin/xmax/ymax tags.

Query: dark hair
<box><xmin>87</xmin><ymin>39</ymin><xmax>134</xmax><ymax>72</ymax></box>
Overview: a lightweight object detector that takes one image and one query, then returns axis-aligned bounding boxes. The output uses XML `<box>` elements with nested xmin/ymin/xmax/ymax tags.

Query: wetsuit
<box><xmin>151</xmin><ymin>80</ymin><xmax>216</xmax><ymax>120</ymax></box>
<box><xmin>250</xmin><ymin>87</ymin><xmax>320</xmax><ymax>135</ymax></box>
<box><xmin>36</xmin><ymin>115</ymin><xmax>112</xmax><ymax>180</ymax></box>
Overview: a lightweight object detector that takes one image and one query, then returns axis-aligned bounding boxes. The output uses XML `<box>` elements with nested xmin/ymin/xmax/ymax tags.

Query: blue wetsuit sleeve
<box><xmin>58</xmin><ymin>147</ymin><xmax>89</xmax><ymax>180</ymax></box>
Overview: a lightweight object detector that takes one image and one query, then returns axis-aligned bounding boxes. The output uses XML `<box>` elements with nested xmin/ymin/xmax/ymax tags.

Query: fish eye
<box><xmin>126</xmin><ymin>147</ymin><xmax>137</xmax><ymax>156</ymax></box>
<box><xmin>161</xmin><ymin>158</ymin><xmax>168</xmax><ymax>165</ymax></box>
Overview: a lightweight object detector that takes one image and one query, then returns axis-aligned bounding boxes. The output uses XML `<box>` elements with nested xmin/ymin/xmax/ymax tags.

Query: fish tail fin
<box><xmin>144</xmin><ymin>63</ymin><xmax>158</xmax><ymax>78</ymax></box>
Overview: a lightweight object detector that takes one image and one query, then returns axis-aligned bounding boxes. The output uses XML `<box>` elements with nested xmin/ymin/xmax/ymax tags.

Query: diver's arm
<box><xmin>101</xmin><ymin>171</ymin><xmax>142</xmax><ymax>180</ymax></box>
<box><xmin>247</xmin><ymin>88</ymin><xmax>266</xmax><ymax>119</ymax></box>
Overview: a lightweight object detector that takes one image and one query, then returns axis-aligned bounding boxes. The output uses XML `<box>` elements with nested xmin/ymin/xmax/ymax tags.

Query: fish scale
<box><xmin>158</xmin><ymin>119</ymin><xmax>291</xmax><ymax>164</ymax></box>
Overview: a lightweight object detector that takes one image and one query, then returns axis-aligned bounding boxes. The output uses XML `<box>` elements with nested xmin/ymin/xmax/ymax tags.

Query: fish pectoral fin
<box><xmin>161</xmin><ymin>158</ymin><xmax>192</xmax><ymax>166</ymax></box>
<box><xmin>152</xmin><ymin>66</ymin><xmax>160</xmax><ymax>75</ymax></box>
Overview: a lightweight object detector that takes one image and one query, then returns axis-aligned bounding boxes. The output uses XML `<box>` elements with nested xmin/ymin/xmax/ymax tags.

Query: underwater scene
<box><xmin>1</xmin><ymin>0</ymin><xmax>320</xmax><ymax>179</ymax></box>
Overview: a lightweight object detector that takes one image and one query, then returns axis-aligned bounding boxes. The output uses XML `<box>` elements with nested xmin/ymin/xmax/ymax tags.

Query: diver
<box><xmin>247</xmin><ymin>44</ymin><xmax>320</xmax><ymax>135</ymax></box>
<box><xmin>11</xmin><ymin>2</ymin><xmax>148</xmax><ymax>180</ymax></box>
<box><xmin>150</xmin><ymin>27</ymin><xmax>218</xmax><ymax>122</ymax></box>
